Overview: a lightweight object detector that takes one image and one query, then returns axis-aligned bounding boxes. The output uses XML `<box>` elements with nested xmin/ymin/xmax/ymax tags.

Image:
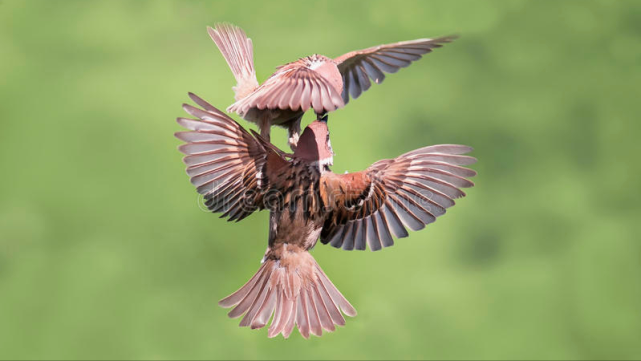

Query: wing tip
<box><xmin>173</xmin><ymin>129</ymin><xmax>185</xmax><ymax>139</ymax></box>
<box><xmin>439</xmin><ymin>34</ymin><xmax>460</xmax><ymax>42</ymax></box>
<box><xmin>417</xmin><ymin>34</ymin><xmax>460</xmax><ymax>44</ymax></box>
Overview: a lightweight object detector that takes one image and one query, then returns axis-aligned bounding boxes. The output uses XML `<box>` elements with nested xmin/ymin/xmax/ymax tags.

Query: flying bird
<box><xmin>207</xmin><ymin>23</ymin><xmax>457</xmax><ymax>150</ymax></box>
<box><xmin>175</xmin><ymin>93</ymin><xmax>476</xmax><ymax>338</ymax></box>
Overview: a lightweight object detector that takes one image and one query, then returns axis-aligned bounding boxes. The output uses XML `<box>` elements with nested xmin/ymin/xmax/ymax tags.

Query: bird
<box><xmin>175</xmin><ymin>93</ymin><xmax>477</xmax><ymax>338</ymax></box>
<box><xmin>207</xmin><ymin>23</ymin><xmax>457</xmax><ymax>150</ymax></box>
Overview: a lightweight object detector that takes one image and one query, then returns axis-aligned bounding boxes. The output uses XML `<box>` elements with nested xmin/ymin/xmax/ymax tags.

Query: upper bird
<box><xmin>175</xmin><ymin>93</ymin><xmax>476</xmax><ymax>338</ymax></box>
<box><xmin>208</xmin><ymin>23</ymin><xmax>457</xmax><ymax>150</ymax></box>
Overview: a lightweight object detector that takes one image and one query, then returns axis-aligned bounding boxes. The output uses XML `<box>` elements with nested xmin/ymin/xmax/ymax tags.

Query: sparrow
<box><xmin>207</xmin><ymin>23</ymin><xmax>457</xmax><ymax>150</ymax></box>
<box><xmin>175</xmin><ymin>93</ymin><xmax>476</xmax><ymax>338</ymax></box>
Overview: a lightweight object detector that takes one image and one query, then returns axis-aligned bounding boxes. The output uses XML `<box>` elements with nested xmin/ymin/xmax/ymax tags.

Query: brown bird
<box><xmin>207</xmin><ymin>23</ymin><xmax>457</xmax><ymax>150</ymax></box>
<box><xmin>175</xmin><ymin>93</ymin><xmax>476</xmax><ymax>338</ymax></box>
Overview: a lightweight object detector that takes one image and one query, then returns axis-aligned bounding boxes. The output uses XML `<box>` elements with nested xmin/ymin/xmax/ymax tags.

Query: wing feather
<box><xmin>228</xmin><ymin>66</ymin><xmax>344</xmax><ymax>115</ymax></box>
<box><xmin>320</xmin><ymin>144</ymin><xmax>475</xmax><ymax>251</ymax></box>
<box><xmin>175</xmin><ymin>93</ymin><xmax>290</xmax><ymax>221</ymax></box>
<box><xmin>334</xmin><ymin>36</ymin><xmax>458</xmax><ymax>104</ymax></box>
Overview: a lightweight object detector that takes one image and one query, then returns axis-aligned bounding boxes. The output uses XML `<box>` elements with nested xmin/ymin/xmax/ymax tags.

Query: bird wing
<box><xmin>175</xmin><ymin>93</ymin><xmax>290</xmax><ymax>222</ymax></box>
<box><xmin>227</xmin><ymin>66</ymin><xmax>344</xmax><ymax>116</ymax></box>
<box><xmin>320</xmin><ymin>145</ymin><xmax>476</xmax><ymax>251</ymax></box>
<box><xmin>333</xmin><ymin>36</ymin><xmax>458</xmax><ymax>105</ymax></box>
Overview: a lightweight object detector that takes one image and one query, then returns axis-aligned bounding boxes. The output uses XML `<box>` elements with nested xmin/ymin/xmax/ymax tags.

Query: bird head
<box><xmin>293</xmin><ymin>116</ymin><xmax>334</xmax><ymax>171</ymax></box>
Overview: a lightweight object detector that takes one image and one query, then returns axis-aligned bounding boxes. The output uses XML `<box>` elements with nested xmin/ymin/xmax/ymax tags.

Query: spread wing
<box><xmin>333</xmin><ymin>36</ymin><xmax>458</xmax><ymax>104</ymax></box>
<box><xmin>227</xmin><ymin>66</ymin><xmax>345</xmax><ymax>116</ymax></box>
<box><xmin>175</xmin><ymin>93</ymin><xmax>289</xmax><ymax>221</ymax></box>
<box><xmin>320</xmin><ymin>145</ymin><xmax>476</xmax><ymax>251</ymax></box>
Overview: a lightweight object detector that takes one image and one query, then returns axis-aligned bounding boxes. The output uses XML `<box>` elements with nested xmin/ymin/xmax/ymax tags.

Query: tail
<box><xmin>207</xmin><ymin>23</ymin><xmax>259</xmax><ymax>101</ymax></box>
<box><xmin>219</xmin><ymin>245</ymin><xmax>357</xmax><ymax>339</ymax></box>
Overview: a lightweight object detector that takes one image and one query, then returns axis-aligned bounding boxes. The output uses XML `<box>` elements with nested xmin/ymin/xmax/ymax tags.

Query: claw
<box><xmin>317</xmin><ymin>113</ymin><xmax>328</xmax><ymax>123</ymax></box>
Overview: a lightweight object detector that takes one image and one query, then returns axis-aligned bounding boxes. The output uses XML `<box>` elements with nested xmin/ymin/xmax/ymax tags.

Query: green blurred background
<box><xmin>1</xmin><ymin>0</ymin><xmax>640</xmax><ymax>359</ymax></box>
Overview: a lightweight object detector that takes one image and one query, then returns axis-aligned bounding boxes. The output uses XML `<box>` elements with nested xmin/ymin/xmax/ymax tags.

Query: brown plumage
<box><xmin>175</xmin><ymin>94</ymin><xmax>477</xmax><ymax>338</ymax></box>
<box><xmin>208</xmin><ymin>23</ymin><xmax>457</xmax><ymax>150</ymax></box>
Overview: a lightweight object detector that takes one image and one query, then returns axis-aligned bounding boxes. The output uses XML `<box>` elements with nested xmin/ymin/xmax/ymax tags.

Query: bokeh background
<box><xmin>1</xmin><ymin>0</ymin><xmax>640</xmax><ymax>359</ymax></box>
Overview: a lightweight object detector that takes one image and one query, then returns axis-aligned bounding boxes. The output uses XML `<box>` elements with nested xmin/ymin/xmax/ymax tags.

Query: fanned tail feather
<box><xmin>208</xmin><ymin>23</ymin><xmax>259</xmax><ymax>100</ymax></box>
<box><xmin>219</xmin><ymin>247</ymin><xmax>356</xmax><ymax>339</ymax></box>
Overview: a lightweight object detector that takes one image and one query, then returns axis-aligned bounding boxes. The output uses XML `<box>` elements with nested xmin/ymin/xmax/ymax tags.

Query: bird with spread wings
<box><xmin>207</xmin><ymin>23</ymin><xmax>457</xmax><ymax>150</ymax></box>
<box><xmin>175</xmin><ymin>93</ymin><xmax>476</xmax><ymax>338</ymax></box>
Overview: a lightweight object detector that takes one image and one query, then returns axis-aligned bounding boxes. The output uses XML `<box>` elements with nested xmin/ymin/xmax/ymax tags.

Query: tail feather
<box><xmin>250</xmin><ymin>286</ymin><xmax>277</xmax><ymax>329</ymax></box>
<box><xmin>219</xmin><ymin>248</ymin><xmax>356</xmax><ymax>338</ymax></box>
<box><xmin>227</xmin><ymin>269</ymin><xmax>268</xmax><ymax>318</ymax></box>
<box><xmin>311</xmin><ymin>287</ymin><xmax>336</xmax><ymax>332</ymax></box>
<box><xmin>238</xmin><ymin>276</ymin><xmax>270</xmax><ymax>327</ymax></box>
<box><xmin>296</xmin><ymin>295</ymin><xmax>310</xmax><ymax>338</ymax></box>
<box><xmin>208</xmin><ymin>23</ymin><xmax>259</xmax><ymax>101</ymax></box>
<box><xmin>268</xmin><ymin>292</ymin><xmax>285</xmax><ymax>336</ymax></box>
<box><xmin>218</xmin><ymin>264</ymin><xmax>266</xmax><ymax>308</ymax></box>
<box><xmin>305</xmin><ymin>289</ymin><xmax>323</xmax><ymax>337</ymax></box>
<box><xmin>315</xmin><ymin>272</ymin><xmax>347</xmax><ymax>326</ymax></box>
<box><xmin>281</xmin><ymin>299</ymin><xmax>296</xmax><ymax>338</ymax></box>
<box><xmin>315</xmin><ymin>264</ymin><xmax>357</xmax><ymax>317</ymax></box>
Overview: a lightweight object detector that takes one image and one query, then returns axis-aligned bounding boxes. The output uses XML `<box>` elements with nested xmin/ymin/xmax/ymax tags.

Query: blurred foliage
<box><xmin>1</xmin><ymin>0</ymin><xmax>640</xmax><ymax>359</ymax></box>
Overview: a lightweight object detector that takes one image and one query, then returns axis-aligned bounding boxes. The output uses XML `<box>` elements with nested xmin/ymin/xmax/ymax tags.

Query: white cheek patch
<box><xmin>320</xmin><ymin>157</ymin><xmax>333</xmax><ymax>167</ymax></box>
<box><xmin>309</xmin><ymin>156</ymin><xmax>334</xmax><ymax>171</ymax></box>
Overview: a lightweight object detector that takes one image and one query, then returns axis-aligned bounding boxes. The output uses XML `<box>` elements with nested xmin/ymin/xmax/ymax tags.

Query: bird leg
<box><xmin>287</xmin><ymin>116</ymin><xmax>302</xmax><ymax>151</ymax></box>
<box><xmin>259</xmin><ymin>115</ymin><xmax>271</xmax><ymax>143</ymax></box>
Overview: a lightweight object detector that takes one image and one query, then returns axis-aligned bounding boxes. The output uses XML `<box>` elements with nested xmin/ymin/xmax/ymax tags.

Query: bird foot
<box><xmin>317</xmin><ymin>113</ymin><xmax>328</xmax><ymax>122</ymax></box>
